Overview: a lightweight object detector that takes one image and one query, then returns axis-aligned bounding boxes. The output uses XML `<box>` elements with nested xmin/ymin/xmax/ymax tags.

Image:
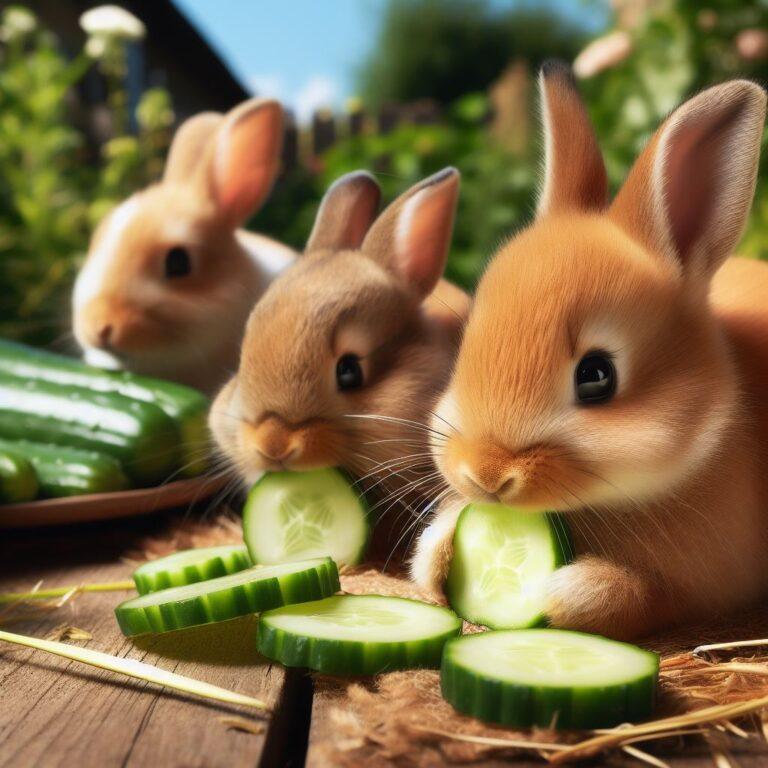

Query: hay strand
<box><xmin>0</xmin><ymin>629</ymin><xmax>270</xmax><ymax>713</ymax></box>
<box><xmin>409</xmin><ymin>725</ymin><xmax>568</xmax><ymax>752</ymax></box>
<box><xmin>550</xmin><ymin>696</ymin><xmax>768</xmax><ymax>764</ymax></box>
<box><xmin>0</xmin><ymin>580</ymin><xmax>135</xmax><ymax>603</ymax></box>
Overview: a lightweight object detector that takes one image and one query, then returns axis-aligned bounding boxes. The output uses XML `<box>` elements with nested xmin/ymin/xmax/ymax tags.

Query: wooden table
<box><xmin>2</xmin><ymin>510</ymin><xmax>768</xmax><ymax>768</ymax></box>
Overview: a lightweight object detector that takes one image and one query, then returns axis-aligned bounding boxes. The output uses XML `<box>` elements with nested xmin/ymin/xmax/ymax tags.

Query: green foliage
<box><xmin>4</xmin><ymin>0</ymin><xmax>768</xmax><ymax>349</ymax></box>
<box><xmin>579</xmin><ymin>1</ymin><xmax>768</xmax><ymax>257</ymax></box>
<box><xmin>357</xmin><ymin>0</ymin><xmax>586</xmax><ymax>107</ymax></box>
<box><xmin>261</xmin><ymin>0</ymin><xmax>768</xmax><ymax>290</ymax></box>
<box><xmin>319</xmin><ymin>97</ymin><xmax>536</xmax><ymax>288</ymax></box>
<box><xmin>257</xmin><ymin>93</ymin><xmax>539</xmax><ymax>290</ymax></box>
<box><xmin>0</xmin><ymin>6</ymin><xmax>172</xmax><ymax>344</ymax></box>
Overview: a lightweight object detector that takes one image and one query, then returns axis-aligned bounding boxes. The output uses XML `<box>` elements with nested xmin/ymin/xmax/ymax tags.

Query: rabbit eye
<box><xmin>164</xmin><ymin>247</ymin><xmax>191</xmax><ymax>278</ymax></box>
<box><xmin>575</xmin><ymin>352</ymin><xmax>616</xmax><ymax>404</ymax></box>
<box><xmin>336</xmin><ymin>354</ymin><xmax>364</xmax><ymax>391</ymax></box>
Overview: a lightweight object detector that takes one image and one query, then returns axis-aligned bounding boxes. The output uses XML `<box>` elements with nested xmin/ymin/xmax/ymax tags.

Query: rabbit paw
<box><xmin>545</xmin><ymin>556</ymin><xmax>652</xmax><ymax>640</ymax></box>
<box><xmin>410</xmin><ymin>503</ymin><xmax>463</xmax><ymax>599</ymax></box>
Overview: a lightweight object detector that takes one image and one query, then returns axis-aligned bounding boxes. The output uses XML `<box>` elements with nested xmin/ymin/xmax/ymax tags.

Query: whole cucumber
<box><xmin>0</xmin><ymin>374</ymin><xmax>178</xmax><ymax>486</ymax></box>
<box><xmin>0</xmin><ymin>448</ymin><xmax>38</xmax><ymax>503</ymax></box>
<box><xmin>0</xmin><ymin>340</ymin><xmax>209</xmax><ymax>476</ymax></box>
<box><xmin>0</xmin><ymin>439</ymin><xmax>129</xmax><ymax>497</ymax></box>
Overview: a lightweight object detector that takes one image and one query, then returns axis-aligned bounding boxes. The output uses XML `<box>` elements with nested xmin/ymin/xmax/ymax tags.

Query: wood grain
<box><xmin>4</xmin><ymin>516</ymin><xmax>768</xmax><ymax>767</ymax></box>
<box><xmin>0</xmin><ymin>515</ymin><xmax>284</xmax><ymax>768</ymax></box>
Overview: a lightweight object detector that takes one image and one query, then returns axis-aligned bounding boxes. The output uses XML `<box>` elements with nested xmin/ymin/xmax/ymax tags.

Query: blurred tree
<box><xmin>357</xmin><ymin>0</ymin><xmax>587</xmax><ymax>106</ymax></box>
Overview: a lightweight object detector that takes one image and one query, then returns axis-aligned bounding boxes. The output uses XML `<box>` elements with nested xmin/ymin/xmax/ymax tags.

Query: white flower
<box><xmin>573</xmin><ymin>31</ymin><xmax>632</xmax><ymax>79</ymax></box>
<box><xmin>1</xmin><ymin>6</ymin><xmax>37</xmax><ymax>40</ymax></box>
<box><xmin>79</xmin><ymin>5</ymin><xmax>145</xmax><ymax>41</ymax></box>
<box><xmin>85</xmin><ymin>35</ymin><xmax>108</xmax><ymax>59</ymax></box>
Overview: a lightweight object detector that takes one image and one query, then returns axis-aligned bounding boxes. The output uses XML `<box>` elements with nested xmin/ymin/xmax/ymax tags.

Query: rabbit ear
<box><xmin>362</xmin><ymin>167</ymin><xmax>460</xmax><ymax>299</ymax></box>
<box><xmin>163</xmin><ymin>112</ymin><xmax>223</xmax><ymax>184</ymax></box>
<box><xmin>610</xmin><ymin>81</ymin><xmax>766</xmax><ymax>282</ymax></box>
<box><xmin>305</xmin><ymin>171</ymin><xmax>381</xmax><ymax>252</ymax></box>
<box><xmin>206</xmin><ymin>98</ymin><xmax>284</xmax><ymax>226</ymax></box>
<box><xmin>537</xmin><ymin>60</ymin><xmax>607</xmax><ymax>217</ymax></box>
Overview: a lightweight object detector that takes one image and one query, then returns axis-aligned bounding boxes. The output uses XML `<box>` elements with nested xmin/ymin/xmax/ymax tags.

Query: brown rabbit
<box><xmin>210</xmin><ymin>168</ymin><xmax>468</xmax><ymax>549</ymax></box>
<box><xmin>412</xmin><ymin>62</ymin><xmax>768</xmax><ymax>640</ymax></box>
<box><xmin>72</xmin><ymin>99</ymin><xmax>296</xmax><ymax>393</ymax></box>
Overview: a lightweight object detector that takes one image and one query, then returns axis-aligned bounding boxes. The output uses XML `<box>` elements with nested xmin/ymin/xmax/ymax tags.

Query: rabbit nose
<box><xmin>97</xmin><ymin>324</ymin><xmax>113</xmax><ymax>347</ymax></box>
<box><xmin>251</xmin><ymin>417</ymin><xmax>303</xmax><ymax>464</ymax></box>
<box><xmin>461</xmin><ymin>463</ymin><xmax>517</xmax><ymax>498</ymax></box>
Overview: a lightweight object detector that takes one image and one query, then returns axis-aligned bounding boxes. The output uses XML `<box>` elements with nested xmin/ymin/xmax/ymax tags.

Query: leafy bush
<box><xmin>579</xmin><ymin>0</ymin><xmax>768</xmax><ymax>258</ymax></box>
<box><xmin>0</xmin><ymin>6</ymin><xmax>172</xmax><ymax>345</ymax></box>
<box><xmin>3</xmin><ymin>0</ymin><xmax>768</xmax><ymax>348</ymax></box>
<box><xmin>261</xmin><ymin>0</ymin><xmax>768</xmax><ymax>290</ymax></box>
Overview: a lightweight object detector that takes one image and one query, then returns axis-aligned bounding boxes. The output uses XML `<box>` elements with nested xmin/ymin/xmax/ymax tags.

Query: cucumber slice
<box><xmin>132</xmin><ymin>545</ymin><xmax>252</xmax><ymax>594</ymax></box>
<box><xmin>257</xmin><ymin>594</ymin><xmax>461</xmax><ymax>675</ymax></box>
<box><xmin>115</xmin><ymin>557</ymin><xmax>339</xmax><ymax>636</ymax></box>
<box><xmin>446</xmin><ymin>503</ymin><xmax>573</xmax><ymax>629</ymax></box>
<box><xmin>244</xmin><ymin>468</ymin><xmax>370</xmax><ymax>566</ymax></box>
<box><xmin>441</xmin><ymin>629</ymin><xmax>659</xmax><ymax>729</ymax></box>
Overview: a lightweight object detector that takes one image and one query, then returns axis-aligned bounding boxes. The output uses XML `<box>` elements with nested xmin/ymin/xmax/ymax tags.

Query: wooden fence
<box><xmin>280</xmin><ymin>98</ymin><xmax>445</xmax><ymax>171</ymax></box>
<box><xmin>279</xmin><ymin>58</ymin><xmax>532</xmax><ymax>171</ymax></box>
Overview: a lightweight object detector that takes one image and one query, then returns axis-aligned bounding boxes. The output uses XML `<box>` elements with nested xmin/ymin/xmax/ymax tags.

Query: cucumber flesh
<box><xmin>0</xmin><ymin>448</ymin><xmax>37</xmax><ymax>503</ymax></box>
<box><xmin>244</xmin><ymin>468</ymin><xmax>370</xmax><ymax>566</ymax></box>
<box><xmin>0</xmin><ymin>340</ymin><xmax>209</xmax><ymax>476</ymax></box>
<box><xmin>446</xmin><ymin>503</ymin><xmax>573</xmax><ymax>629</ymax></box>
<box><xmin>133</xmin><ymin>545</ymin><xmax>252</xmax><ymax>594</ymax></box>
<box><xmin>0</xmin><ymin>439</ymin><xmax>129</xmax><ymax>497</ymax></box>
<box><xmin>257</xmin><ymin>594</ymin><xmax>462</xmax><ymax>675</ymax></box>
<box><xmin>441</xmin><ymin>629</ymin><xmax>659</xmax><ymax>729</ymax></box>
<box><xmin>115</xmin><ymin>556</ymin><xmax>339</xmax><ymax>636</ymax></box>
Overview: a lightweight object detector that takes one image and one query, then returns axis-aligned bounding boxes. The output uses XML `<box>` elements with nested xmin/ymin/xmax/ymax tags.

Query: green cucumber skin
<box><xmin>0</xmin><ymin>439</ymin><xmax>128</xmax><ymax>498</ymax></box>
<box><xmin>0</xmin><ymin>374</ymin><xmax>178</xmax><ymax>486</ymax></box>
<box><xmin>257</xmin><ymin>597</ymin><xmax>463</xmax><ymax>676</ymax></box>
<box><xmin>0</xmin><ymin>340</ymin><xmax>209</xmax><ymax>476</ymax></box>
<box><xmin>547</xmin><ymin>512</ymin><xmax>575</xmax><ymax>567</ymax></box>
<box><xmin>0</xmin><ymin>449</ymin><xmax>38</xmax><ymax>503</ymax></box>
<box><xmin>440</xmin><ymin>634</ymin><xmax>658</xmax><ymax>730</ymax></box>
<box><xmin>245</xmin><ymin>468</ymin><xmax>372</xmax><ymax>566</ymax></box>
<box><xmin>133</xmin><ymin>546</ymin><xmax>252</xmax><ymax>594</ymax></box>
<box><xmin>334</xmin><ymin>467</ymin><xmax>372</xmax><ymax>563</ymax></box>
<box><xmin>115</xmin><ymin>558</ymin><xmax>340</xmax><ymax>636</ymax></box>
<box><xmin>446</xmin><ymin>507</ymin><xmax>575</xmax><ymax>630</ymax></box>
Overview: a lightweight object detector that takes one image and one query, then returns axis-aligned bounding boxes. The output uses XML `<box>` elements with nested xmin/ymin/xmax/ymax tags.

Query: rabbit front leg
<box><xmin>410</xmin><ymin>499</ymin><xmax>464</xmax><ymax>598</ymax></box>
<box><xmin>545</xmin><ymin>555</ymin><xmax>657</xmax><ymax>640</ymax></box>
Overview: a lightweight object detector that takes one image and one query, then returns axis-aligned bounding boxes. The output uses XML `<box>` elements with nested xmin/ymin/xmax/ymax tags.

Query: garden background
<box><xmin>2</xmin><ymin>0</ymin><xmax>767</xmax><ymax>346</ymax></box>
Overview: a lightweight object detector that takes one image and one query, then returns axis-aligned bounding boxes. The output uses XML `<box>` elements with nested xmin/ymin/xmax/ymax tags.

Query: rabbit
<box><xmin>411</xmin><ymin>61</ymin><xmax>768</xmax><ymax>640</ymax></box>
<box><xmin>210</xmin><ymin>167</ymin><xmax>469</xmax><ymax>549</ymax></box>
<box><xmin>72</xmin><ymin>98</ymin><xmax>296</xmax><ymax>394</ymax></box>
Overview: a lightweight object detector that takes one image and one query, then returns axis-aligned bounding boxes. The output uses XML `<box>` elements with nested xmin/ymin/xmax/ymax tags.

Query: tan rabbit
<box><xmin>210</xmin><ymin>168</ymin><xmax>468</xmax><ymax>548</ymax></box>
<box><xmin>72</xmin><ymin>99</ymin><xmax>296</xmax><ymax>394</ymax></box>
<box><xmin>411</xmin><ymin>61</ymin><xmax>768</xmax><ymax>640</ymax></box>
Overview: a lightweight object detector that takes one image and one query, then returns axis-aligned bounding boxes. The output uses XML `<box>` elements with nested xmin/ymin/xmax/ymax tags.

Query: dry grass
<box><xmin>314</xmin><ymin>568</ymin><xmax>768</xmax><ymax>767</ymax></box>
<box><xmin>124</xmin><ymin>510</ymin><xmax>243</xmax><ymax>566</ymax></box>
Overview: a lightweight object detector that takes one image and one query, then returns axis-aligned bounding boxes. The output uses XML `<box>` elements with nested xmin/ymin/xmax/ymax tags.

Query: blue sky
<box><xmin>173</xmin><ymin>0</ymin><xmax>606</xmax><ymax>121</ymax></box>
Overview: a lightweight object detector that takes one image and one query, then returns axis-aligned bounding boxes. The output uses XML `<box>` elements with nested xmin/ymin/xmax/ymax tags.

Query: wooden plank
<box><xmin>0</xmin><ymin>515</ymin><xmax>289</xmax><ymax>768</ymax></box>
